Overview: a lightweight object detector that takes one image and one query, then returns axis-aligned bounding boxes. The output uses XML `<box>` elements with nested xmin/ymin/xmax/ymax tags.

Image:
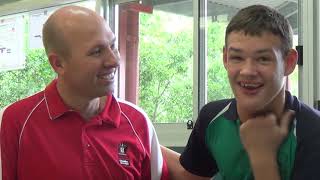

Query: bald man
<box><xmin>0</xmin><ymin>6</ymin><xmax>168</xmax><ymax>180</ymax></box>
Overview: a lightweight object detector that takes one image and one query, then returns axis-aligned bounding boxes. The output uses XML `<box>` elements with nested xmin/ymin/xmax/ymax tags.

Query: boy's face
<box><xmin>223</xmin><ymin>31</ymin><xmax>296</xmax><ymax>114</ymax></box>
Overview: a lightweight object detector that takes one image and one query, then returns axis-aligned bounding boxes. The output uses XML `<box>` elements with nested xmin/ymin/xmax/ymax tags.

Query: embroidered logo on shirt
<box><xmin>118</xmin><ymin>142</ymin><xmax>128</xmax><ymax>155</ymax></box>
<box><xmin>118</xmin><ymin>142</ymin><xmax>130</xmax><ymax>166</ymax></box>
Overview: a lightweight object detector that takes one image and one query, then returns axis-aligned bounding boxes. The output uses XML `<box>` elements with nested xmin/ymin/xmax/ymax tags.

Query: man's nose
<box><xmin>104</xmin><ymin>48</ymin><xmax>120</xmax><ymax>67</ymax></box>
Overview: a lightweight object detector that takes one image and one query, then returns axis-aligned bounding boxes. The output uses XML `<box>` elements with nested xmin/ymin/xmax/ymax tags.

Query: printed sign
<box><xmin>0</xmin><ymin>15</ymin><xmax>25</xmax><ymax>72</ymax></box>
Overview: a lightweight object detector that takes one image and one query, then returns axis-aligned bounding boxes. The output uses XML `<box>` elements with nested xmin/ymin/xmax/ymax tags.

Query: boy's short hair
<box><xmin>225</xmin><ymin>5</ymin><xmax>293</xmax><ymax>56</ymax></box>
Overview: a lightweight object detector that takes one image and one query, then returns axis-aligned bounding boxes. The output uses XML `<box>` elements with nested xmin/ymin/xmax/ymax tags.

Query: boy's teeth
<box><xmin>241</xmin><ymin>83</ymin><xmax>259</xmax><ymax>88</ymax></box>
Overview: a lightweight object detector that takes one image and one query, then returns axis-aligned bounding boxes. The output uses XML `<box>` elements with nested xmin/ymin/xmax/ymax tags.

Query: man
<box><xmin>0</xmin><ymin>6</ymin><xmax>168</xmax><ymax>180</ymax></box>
<box><xmin>162</xmin><ymin>4</ymin><xmax>320</xmax><ymax>180</ymax></box>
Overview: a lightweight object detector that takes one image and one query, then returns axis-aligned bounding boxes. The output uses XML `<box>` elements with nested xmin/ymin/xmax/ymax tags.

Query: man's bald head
<box><xmin>42</xmin><ymin>6</ymin><xmax>106</xmax><ymax>58</ymax></box>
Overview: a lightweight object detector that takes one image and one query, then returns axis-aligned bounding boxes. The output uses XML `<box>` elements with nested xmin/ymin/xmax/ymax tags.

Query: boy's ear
<box><xmin>223</xmin><ymin>46</ymin><xmax>228</xmax><ymax>69</ymax></box>
<box><xmin>48</xmin><ymin>53</ymin><xmax>65</xmax><ymax>75</ymax></box>
<box><xmin>284</xmin><ymin>49</ymin><xmax>298</xmax><ymax>76</ymax></box>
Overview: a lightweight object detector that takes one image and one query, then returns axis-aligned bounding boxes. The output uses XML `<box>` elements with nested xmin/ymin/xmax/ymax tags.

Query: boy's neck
<box><xmin>237</xmin><ymin>89</ymin><xmax>286</xmax><ymax>123</ymax></box>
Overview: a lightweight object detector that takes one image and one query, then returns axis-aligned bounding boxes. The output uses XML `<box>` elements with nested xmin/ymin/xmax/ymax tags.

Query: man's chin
<box><xmin>104</xmin><ymin>88</ymin><xmax>114</xmax><ymax>95</ymax></box>
<box><xmin>105</xmin><ymin>91</ymin><xmax>113</xmax><ymax>96</ymax></box>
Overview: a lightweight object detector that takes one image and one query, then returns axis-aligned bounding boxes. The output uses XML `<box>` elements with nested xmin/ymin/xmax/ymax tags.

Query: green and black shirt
<box><xmin>180</xmin><ymin>91</ymin><xmax>320</xmax><ymax>180</ymax></box>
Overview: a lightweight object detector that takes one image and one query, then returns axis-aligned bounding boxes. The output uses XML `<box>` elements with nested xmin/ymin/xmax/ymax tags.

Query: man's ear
<box><xmin>223</xmin><ymin>46</ymin><xmax>228</xmax><ymax>69</ymax></box>
<box><xmin>284</xmin><ymin>49</ymin><xmax>298</xmax><ymax>76</ymax></box>
<box><xmin>48</xmin><ymin>53</ymin><xmax>65</xmax><ymax>75</ymax></box>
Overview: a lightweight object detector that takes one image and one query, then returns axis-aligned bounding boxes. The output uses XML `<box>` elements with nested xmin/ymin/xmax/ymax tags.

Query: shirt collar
<box><xmin>44</xmin><ymin>80</ymin><xmax>121</xmax><ymax>127</ymax></box>
<box><xmin>223</xmin><ymin>91</ymin><xmax>301</xmax><ymax>121</ymax></box>
<box><xmin>44</xmin><ymin>79</ymin><xmax>70</xmax><ymax>120</ymax></box>
<box><xmin>97</xmin><ymin>95</ymin><xmax>121</xmax><ymax>128</ymax></box>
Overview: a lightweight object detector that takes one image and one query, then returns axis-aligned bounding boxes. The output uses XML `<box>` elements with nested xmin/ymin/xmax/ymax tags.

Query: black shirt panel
<box><xmin>180</xmin><ymin>99</ymin><xmax>232</xmax><ymax>177</ymax></box>
<box><xmin>292</xmin><ymin>100</ymin><xmax>320</xmax><ymax>180</ymax></box>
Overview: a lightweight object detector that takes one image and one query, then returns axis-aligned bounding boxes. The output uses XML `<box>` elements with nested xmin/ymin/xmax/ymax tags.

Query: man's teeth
<box><xmin>101</xmin><ymin>73</ymin><xmax>114</xmax><ymax>80</ymax></box>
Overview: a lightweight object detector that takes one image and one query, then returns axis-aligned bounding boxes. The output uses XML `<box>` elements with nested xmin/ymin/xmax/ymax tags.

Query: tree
<box><xmin>0</xmin><ymin>49</ymin><xmax>55</xmax><ymax>108</ymax></box>
<box><xmin>139</xmin><ymin>11</ymin><xmax>193</xmax><ymax>123</ymax></box>
<box><xmin>138</xmin><ymin>11</ymin><xmax>232</xmax><ymax>123</ymax></box>
<box><xmin>207</xmin><ymin>21</ymin><xmax>233</xmax><ymax>101</ymax></box>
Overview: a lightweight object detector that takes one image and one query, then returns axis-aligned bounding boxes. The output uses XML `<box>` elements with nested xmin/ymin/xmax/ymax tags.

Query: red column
<box><xmin>118</xmin><ymin>3</ymin><xmax>153</xmax><ymax>104</ymax></box>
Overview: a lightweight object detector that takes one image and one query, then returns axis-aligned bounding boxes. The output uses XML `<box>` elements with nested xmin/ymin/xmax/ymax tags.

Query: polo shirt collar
<box><xmin>224</xmin><ymin>91</ymin><xmax>300</xmax><ymax>121</ymax></box>
<box><xmin>44</xmin><ymin>79</ymin><xmax>70</xmax><ymax>120</ymax></box>
<box><xmin>44</xmin><ymin>80</ymin><xmax>121</xmax><ymax>128</ymax></box>
<box><xmin>98</xmin><ymin>95</ymin><xmax>121</xmax><ymax>128</ymax></box>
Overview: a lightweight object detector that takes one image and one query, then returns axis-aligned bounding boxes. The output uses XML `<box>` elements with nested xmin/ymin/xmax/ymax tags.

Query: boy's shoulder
<box><xmin>195</xmin><ymin>98</ymin><xmax>235</xmax><ymax>130</ymax></box>
<box><xmin>199</xmin><ymin>98</ymin><xmax>234</xmax><ymax>120</ymax></box>
<box><xmin>295</xmin><ymin>101</ymin><xmax>320</xmax><ymax>139</ymax></box>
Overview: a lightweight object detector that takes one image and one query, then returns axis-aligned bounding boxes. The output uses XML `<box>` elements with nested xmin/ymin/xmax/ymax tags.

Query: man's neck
<box><xmin>56</xmin><ymin>80</ymin><xmax>106</xmax><ymax>120</ymax></box>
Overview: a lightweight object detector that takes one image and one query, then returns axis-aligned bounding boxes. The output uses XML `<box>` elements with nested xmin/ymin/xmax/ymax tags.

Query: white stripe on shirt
<box><xmin>118</xmin><ymin>99</ymin><xmax>163</xmax><ymax>180</ymax></box>
<box><xmin>0</xmin><ymin>106</ymin><xmax>9</xmax><ymax>180</ymax></box>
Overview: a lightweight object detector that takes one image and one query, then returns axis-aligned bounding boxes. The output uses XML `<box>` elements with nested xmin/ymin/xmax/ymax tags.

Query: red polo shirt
<box><xmin>0</xmin><ymin>80</ymin><xmax>168</xmax><ymax>180</ymax></box>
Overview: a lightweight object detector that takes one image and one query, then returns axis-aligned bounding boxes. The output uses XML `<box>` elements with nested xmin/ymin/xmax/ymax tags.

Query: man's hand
<box><xmin>239</xmin><ymin>110</ymin><xmax>295</xmax><ymax>180</ymax></box>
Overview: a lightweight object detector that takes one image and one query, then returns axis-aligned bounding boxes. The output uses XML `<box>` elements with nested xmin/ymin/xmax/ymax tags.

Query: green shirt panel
<box><xmin>205</xmin><ymin>116</ymin><xmax>297</xmax><ymax>180</ymax></box>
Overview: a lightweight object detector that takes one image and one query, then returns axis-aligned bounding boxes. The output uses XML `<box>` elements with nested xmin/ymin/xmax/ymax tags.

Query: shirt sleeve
<box><xmin>145</xmin><ymin>115</ymin><xmax>169</xmax><ymax>180</ymax></box>
<box><xmin>0</xmin><ymin>106</ymin><xmax>19</xmax><ymax>180</ymax></box>
<box><xmin>291</xmin><ymin>107</ymin><xmax>320</xmax><ymax>179</ymax></box>
<box><xmin>180</xmin><ymin>102</ymin><xmax>219</xmax><ymax>177</ymax></box>
<box><xmin>292</xmin><ymin>139</ymin><xmax>320</xmax><ymax>179</ymax></box>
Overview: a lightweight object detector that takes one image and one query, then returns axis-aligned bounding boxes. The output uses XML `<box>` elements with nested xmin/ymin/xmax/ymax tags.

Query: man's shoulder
<box><xmin>115</xmin><ymin>99</ymin><xmax>157</xmax><ymax>152</ymax></box>
<box><xmin>116</xmin><ymin>98</ymin><xmax>153</xmax><ymax>130</ymax></box>
<box><xmin>2</xmin><ymin>91</ymin><xmax>45</xmax><ymax>119</ymax></box>
<box><xmin>117</xmin><ymin>99</ymin><xmax>148</xmax><ymax>119</ymax></box>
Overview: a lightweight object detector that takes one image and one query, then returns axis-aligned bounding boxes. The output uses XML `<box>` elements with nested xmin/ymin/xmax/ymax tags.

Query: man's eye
<box><xmin>90</xmin><ymin>48</ymin><xmax>102</xmax><ymax>56</ymax></box>
<box><xmin>110</xmin><ymin>44</ymin><xmax>115</xmax><ymax>50</ymax></box>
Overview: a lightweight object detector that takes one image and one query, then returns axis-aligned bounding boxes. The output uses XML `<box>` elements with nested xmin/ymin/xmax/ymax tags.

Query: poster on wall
<box><xmin>0</xmin><ymin>15</ymin><xmax>25</xmax><ymax>72</ymax></box>
<box><xmin>29</xmin><ymin>9</ymin><xmax>53</xmax><ymax>49</ymax></box>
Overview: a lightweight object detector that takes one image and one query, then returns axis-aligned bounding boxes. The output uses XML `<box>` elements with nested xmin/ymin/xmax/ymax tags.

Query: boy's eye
<box><xmin>229</xmin><ymin>56</ymin><xmax>243</xmax><ymax>62</ymax></box>
<box><xmin>258</xmin><ymin>57</ymin><xmax>271</xmax><ymax>63</ymax></box>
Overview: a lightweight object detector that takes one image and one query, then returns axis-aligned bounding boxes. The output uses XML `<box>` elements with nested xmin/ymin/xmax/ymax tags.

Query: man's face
<box><xmin>223</xmin><ymin>31</ymin><xmax>290</xmax><ymax>113</ymax></box>
<box><xmin>60</xmin><ymin>17</ymin><xmax>120</xmax><ymax>98</ymax></box>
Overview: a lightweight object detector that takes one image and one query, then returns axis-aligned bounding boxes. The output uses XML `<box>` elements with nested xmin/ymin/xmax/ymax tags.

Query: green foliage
<box><xmin>139</xmin><ymin>11</ymin><xmax>193</xmax><ymax>123</ymax></box>
<box><xmin>0</xmin><ymin>49</ymin><xmax>55</xmax><ymax>108</ymax></box>
<box><xmin>138</xmin><ymin>11</ymin><xmax>232</xmax><ymax>123</ymax></box>
<box><xmin>207</xmin><ymin>21</ymin><xmax>233</xmax><ymax>101</ymax></box>
<box><xmin>288</xmin><ymin>69</ymin><xmax>298</xmax><ymax>96</ymax></box>
<box><xmin>2</xmin><ymin>10</ymin><xmax>299</xmax><ymax>123</ymax></box>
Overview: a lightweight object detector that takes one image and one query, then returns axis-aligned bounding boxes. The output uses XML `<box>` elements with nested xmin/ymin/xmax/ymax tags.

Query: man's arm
<box><xmin>239</xmin><ymin>110</ymin><xmax>295</xmax><ymax>180</ymax></box>
<box><xmin>0</xmin><ymin>106</ymin><xmax>19</xmax><ymax>180</ymax></box>
<box><xmin>161</xmin><ymin>146</ymin><xmax>211</xmax><ymax>180</ymax></box>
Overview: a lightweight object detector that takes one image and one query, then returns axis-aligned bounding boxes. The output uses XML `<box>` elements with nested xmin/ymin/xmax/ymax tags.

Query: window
<box><xmin>112</xmin><ymin>0</ymin><xmax>300</xmax><ymax>147</ymax></box>
<box><xmin>138</xmin><ymin>10</ymin><xmax>193</xmax><ymax>123</ymax></box>
<box><xmin>0</xmin><ymin>0</ymin><xmax>96</xmax><ymax>109</ymax></box>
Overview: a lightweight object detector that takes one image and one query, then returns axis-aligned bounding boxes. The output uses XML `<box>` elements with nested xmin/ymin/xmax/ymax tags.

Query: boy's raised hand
<box><xmin>239</xmin><ymin>110</ymin><xmax>295</xmax><ymax>180</ymax></box>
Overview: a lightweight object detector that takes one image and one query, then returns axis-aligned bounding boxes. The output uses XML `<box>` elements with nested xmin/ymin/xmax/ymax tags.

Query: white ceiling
<box><xmin>209</xmin><ymin>0</ymin><xmax>296</xmax><ymax>9</ymax></box>
<box><xmin>153</xmin><ymin>0</ymin><xmax>298</xmax><ymax>31</ymax></box>
<box><xmin>0</xmin><ymin>0</ymin><xmax>298</xmax><ymax>31</ymax></box>
<box><xmin>0</xmin><ymin>0</ymin><xmax>87</xmax><ymax>16</ymax></box>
